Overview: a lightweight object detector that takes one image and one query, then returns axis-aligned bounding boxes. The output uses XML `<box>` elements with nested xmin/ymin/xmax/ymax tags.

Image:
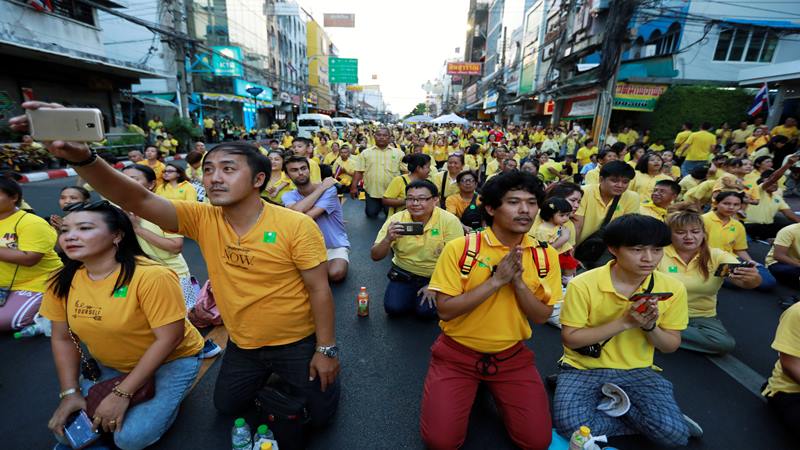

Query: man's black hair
<box><xmin>284</xmin><ymin>155</ymin><xmax>310</xmax><ymax>171</ymax></box>
<box><xmin>0</xmin><ymin>176</ymin><xmax>22</xmax><ymax>207</ymax></box>
<box><xmin>604</xmin><ymin>214</ymin><xmax>671</xmax><ymax>248</ymax></box>
<box><xmin>479</xmin><ymin>171</ymin><xmax>544</xmax><ymax>226</ymax></box>
<box><xmin>204</xmin><ymin>142</ymin><xmax>270</xmax><ymax>192</ymax></box>
<box><xmin>405</xmin><ymin>179</ymin><xmax>438</xmax><ymax>197</ymax></box>
<box><xmin>689</xmin><ymin>165</ymin><xmax>709</xmax><ymax>180</ymax></box>
<box><xmin>293</xmin><ymin>137</ymin><xmax>313</xmax><ymax>147</ymax></box>
<box><xmin>456</xmin><ymin>170</ymin><xmax>478</xmax><ymax>183</ymax></box>
<box><xmin>599</xmin><ymin>160</ymin><xmax>636</xmax><ymax>180</ymax></box>
<box><xmin>655</xmin><ymin>179</ymin><xmax>681</xmax><ymax>196</ymax></box>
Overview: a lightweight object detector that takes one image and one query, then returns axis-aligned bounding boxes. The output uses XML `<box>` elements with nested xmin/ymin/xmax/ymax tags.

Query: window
<box><xmin>51</xmin><ymin>0</ymin><xmax>95</xmax><ymax>26</ymax></box>
<box><xmin>713</xmin><ymin>27</ymin><xmax>779</xmax><ymax>62</ymax></box>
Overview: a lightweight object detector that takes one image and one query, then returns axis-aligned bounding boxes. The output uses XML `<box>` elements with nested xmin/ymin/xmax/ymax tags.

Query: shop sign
<box><xmin>233</xmin><ymin>79</ymin><xmax>273</xmax><ymax>102</ymax></box>
<box><xmin>447</xmin><ymin>62</ymin><xmax>482</xmax><ymax>76</ymax></box>
<box><xmin>613</xmin><ymin>83</ymin><xmax>668</xmax><ymax>112</ymax></box>
<box><xmin>567</xmin><ymin>98</ymin><xmax>596</xmax><ymax>117</ymax></box>
<box><xmin>544</xmin><ymin>100</ymin><xmax>555</xmax><ymax>115</ymax></box>
<box><xmin>483</xmin><ymin>90</ymin><xmax>498</xmax><ymax>109</ymax></box>
<box><xmin>211</xmin><ymin>46</ymin><xmax>243</xmax><ymax>77</ymax></box>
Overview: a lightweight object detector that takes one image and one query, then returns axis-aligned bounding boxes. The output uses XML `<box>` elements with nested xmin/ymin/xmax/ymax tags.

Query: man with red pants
<box><xmin>420</xmin><ymin>171</ymin><xmax>555</xmax><ymax>449</ymax></box>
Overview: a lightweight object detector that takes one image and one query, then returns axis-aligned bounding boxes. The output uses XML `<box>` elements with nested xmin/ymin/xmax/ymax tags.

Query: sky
<box><xmin>299</xmin><ymin>0</ymin><xmax>471</xmax><ymax>116</ymax></box>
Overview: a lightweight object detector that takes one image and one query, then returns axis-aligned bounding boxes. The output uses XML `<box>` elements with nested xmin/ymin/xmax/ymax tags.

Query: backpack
<box><xmin>458</xmin><ymin>231</ymin><xmax>551</xmax><ymax>279</ymax></box>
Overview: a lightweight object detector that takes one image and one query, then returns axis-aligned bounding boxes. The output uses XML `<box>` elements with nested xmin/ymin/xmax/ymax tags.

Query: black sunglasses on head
<box><xmin>63</xmin><ymin>199</ymin><xmax>110</xmax><ymax>213</ymax></box>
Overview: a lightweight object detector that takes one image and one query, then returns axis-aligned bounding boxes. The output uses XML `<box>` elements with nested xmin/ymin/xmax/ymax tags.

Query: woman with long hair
<box><xmin>155</xmin><ymin>162</ymin><xmax>197</xmax><ymax>202</ymax></box>
<box><xmin>262</xmin><ymin>150</ymin><xmax>294</xmax><ymax>205</ymax></box>
<box><xmin>660</xmin><ymin>206</ymin><xmax>760</xmax><ymax>354</ymax></box>
<box><xmin>41</xmin><ymin>201</ymin><xmax>203</xmax><ymax>449</ymax></box>
<box><xmin>629</xmin><ymin>152</ymin><xmax>671</xmax><ymax>198</ymax></box>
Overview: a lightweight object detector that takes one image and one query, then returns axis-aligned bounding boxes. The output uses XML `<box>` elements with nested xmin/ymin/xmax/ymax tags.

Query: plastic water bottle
<box><xmin>252</xmin><ymin>424</ymin><xmax>278</xmax><ymax>450</ymax></box>
<box><xmin>232</xmin><ymin>418</ymin><xmax>252</xmax><ymax>450</ymax></box>
<box><xmin>14</xmin><ymin>316</ymin><xmax>52</xmax><ymax>339</ymax></box>
<box><xmin>569</xmin><ymin>426</ymin><xmax>591</xmax><ymax>450</ymax></box>
<box><xmin>357</xmin><ymin>286</ymin><xmax>369</xmax><ymax>317</ymax></box>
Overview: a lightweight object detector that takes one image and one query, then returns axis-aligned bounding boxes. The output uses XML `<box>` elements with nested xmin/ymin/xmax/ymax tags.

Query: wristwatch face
<box><xmin>319</xmin><ymin>346</ymin><xmax>339</xmax><ymax>358</ymax></box>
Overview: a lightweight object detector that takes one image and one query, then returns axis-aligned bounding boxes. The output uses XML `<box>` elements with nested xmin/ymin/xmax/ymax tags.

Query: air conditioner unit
<box><xmin>642</xmin><ymin>44</ymin><xmax>657</xmax><ymax>58</ymax></box>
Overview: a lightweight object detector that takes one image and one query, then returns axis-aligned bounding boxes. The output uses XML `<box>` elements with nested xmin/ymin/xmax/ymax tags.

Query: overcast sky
<box><xmin>299</xmin><ymin>0</ymin><xmax>471</xmax><ymax>116</ymax></box>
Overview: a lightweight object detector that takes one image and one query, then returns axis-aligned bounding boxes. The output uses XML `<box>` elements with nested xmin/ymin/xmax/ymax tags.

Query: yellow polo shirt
<box><xmin>485</xmin><ymin>159</ymin><xmax>500</xmax><ymax>178</ymax></box>
<box><xmin>375</xmin><ymin>207</ymin><xmax>464</xmax><ymax>278</ymax></box>
<box><xmin>765</xmin><ymin>223</ymin><xmax>800</xmax><ymax>267</ymax></box>
<box><xmin>746</xmin><ymin>190</ymin><xmax>789</xmax><ymax>224</ymax></box>
<box><xmin>135</xmin><ymin>218</ymin><xmax>190</xmax><ymax>277</ymax></box>
<box><xmin>702</xmin><ymin>211</ymin><xmax>747</xmax><ymax>253</ymax></box>
<box><xmin>560</xmin><ymin>262</ymin><xmax>688</xmax><ymax>370</ymax></box>
<box><xmin>639</xmin><ymin>199</ymin><xmax>668</xmax><ymax>222</ymax></box>
<box><xmin>39</xmin><ymin>259</ymin><xmax>203</xmax><ymax>372</ymax></box>
<box><xmin>629</xmin><ymin>172</ymin><xmax>671</xmax><ymax>199</ymax></box>
<box><xmin>657</xmin><ymin>246</ymin><xmax>738</xmax><ymax>318</ymax></box>
<box><xmin>0</xmin><ymin>210</ymin><xmax>62</xmax><ymax>292</ymax></box>
<box><xmin>138</xmin><ymin>160</ymin><xmax>166</xmax><ymax>187</ymax></box>
<box><xmin>576</xmin><ymin>184</ymin><xmax>640</xmax><ymax>244</ymax></box>
<box><xmin>583</xmin><ymin>167</ymin><xmax>601</xmax><ymax>186</ymax></box>
<box><xmin>576</xmin><ymin>146</ymin><xmax>599</xmax><ymax>166</ymax></box>
<box><xmin>682</xmin><ymin>130</ymin><xmax>716</xmax><ymax>161</ymax></box>
<box><xmin>684</xmin><ymin>179</ymin><xmax>716</xmax><ymax>205</ymax></box>
<box><xmin>731</xmin><ymin>128</ymin><xmax>751</xmax><ymax>144</ymax></box>
<box><xmin>171</xmin><ymin>201</ymin><xmax>327</xmax><ymax>348</ymax></box>
<box><xmin>383</xmin><ymin>174</ymin><xmax>412</xmax><ymax>215</ymax></box>
<box><xmin>308</xmin><ymin>158</ymin><xmax>322</xmax><ymax>184</ymax></box>
<box><xmin>678</xmin><ymin>175</ymin><xmax>701</xmax><ymax>198</ymax></box>
<box><xmin>532</xmin><ymin>214</ymin><xmax>577</xmax><ymax>248</ymax></box>
<box><xmin>432</xmin><ymin>171</ymin><xmax>460</xmax><ymax>199</ymax></box>
<box><xmin>262</xmin><ymin>173</ymin><xmax>294</xmax><ymax>205</ymax></box>
<box><xmin>156</xmin><ymin>181</ymin><xmax>198</xmax><ymax>202</ymax></box>
<box><xmin>333</xmin><ymin>157</ymin><xmax>355</xmax><ymax>187</ymax></box>
<box><xmin>763</xmin><ymin>302</ymin><xmax>800</xmax><ymax>397</ymax></box>
<box><xmin>428</xmin><ymin>228</ymin><xmax>555</xmax><ymax>353</ymax></box>
<box><xmin>533</xmin><ymin>221</ymin><xmax>573</xmax><ymax>253</ymax></box>
<box><xmin>771</xmin><ymin>125</ymin><xmax>799</xmax><ymax>140</ymax></box>
<box><xmin>674</xmin><ymin>129</ymin><xmax>692</xmax><ymax>150</ymax></box>
<box><xmin>354</xmin><ymin>145</ymin><xmax>405</xmax><ymax>198</ymax></box>
<box><xmin>539</xmin><ymin>160</ymin><xmax>562</xmax><ymax>183</ymax></box>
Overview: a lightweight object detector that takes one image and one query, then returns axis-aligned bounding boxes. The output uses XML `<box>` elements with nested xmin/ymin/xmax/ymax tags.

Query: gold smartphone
<box><xmin>26</xmin><ymin>108</ymin><xmax>105</xmax><ymax>142</ymax></box>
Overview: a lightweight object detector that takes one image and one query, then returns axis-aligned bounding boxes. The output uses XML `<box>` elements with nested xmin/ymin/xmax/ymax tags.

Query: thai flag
<box><xmin>28</xmin><ymin>0</ymin><xmax>53</xmax><ymax>12</ymax></box>
<box><xmin>747</xmin><ymin>82</ymin><xmax>769</xmax><ymax>117</ymax></box>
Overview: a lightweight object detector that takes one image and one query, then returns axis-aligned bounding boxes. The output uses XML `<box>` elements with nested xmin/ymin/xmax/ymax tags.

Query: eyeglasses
<box><xmin>459</xmin><ymin>178</ymin><xmax>476</xmax><ymax>184</ymax></box>
<box><xmin>63</xmin><ymin>199</ymin><xmax>110</xmax><ymax>212</ymax></box>
<box><xmin>405</xmin><ymin>196</ymin><xmax>433</xmax><ymax>204</ymax></box>
<box><xmin>164</xmin><ymin>169</ymin><xmax>179</xmax><ymax>174</ymax></box>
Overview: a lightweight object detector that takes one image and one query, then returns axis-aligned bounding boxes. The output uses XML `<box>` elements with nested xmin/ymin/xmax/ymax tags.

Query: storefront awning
<box><xmin>133</xmin><ymin>95</ymin><xmax>179</xmax><ymax>110</ymax></box>
<box><xmin>618</xmin><ymin>57</ymin><xmax>678</xmax><ymax>81</ymax></box>
<box><xmin>199</xmin><ymin>92</ymin><xmax>273</xmax><ymax>108</ymax></box>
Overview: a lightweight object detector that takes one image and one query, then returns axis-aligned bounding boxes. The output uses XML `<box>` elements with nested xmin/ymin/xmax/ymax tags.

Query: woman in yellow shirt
<box><xmin>137</xmin><ymin>146</ymin><xmax>166</xmax><ymax>187</ymax></box>
<box><xmin>155</xmin><ymin>163</ymin><xmax>198</xmax><ymax>202</ymax></box>
<box><xmin>41</xmin><ymin>201</ymin><xmax>203</xmax><ymax>448</ymax></box>
<box><xmin>333</xmin><ymin>145</ymin><xmax>356</xmax><ymax>191</ymax></box>
<box><xmin>659</xmin><ymin>150</ymin><xmax>681</xmax><ymax>179</ymax></box>
<box><xmin>383</xmin><ymin>153</ymin><xmax>432</xmax><ymax>215</ymax></box>
<box><xmin>624</xmin><ymin>145</ymin><xmax>645</xmax><ymax>167</ymax></box>
<box><xmin>659</xmin><ymin>207</ymin><xmax>760</xmax><ymax>355</ymax></box>
<box><xmin>445</xmin><ymin>170</ymin><xmax>481</xmax><ymax>232</ymax></box>
<box><xmin>432</xmin><ymin>136</ymin><xmax>449</xmax><ymax>169</ymax></box>
<box><xmin>433</xmin><ymin>152</ymin><xmax>464</xmax><ymax>206</ymax></box>
<box><xmin>322</xmin><ymin>141</ymin><xmax>341</xmax><ymax>166</ymax></box>
<box><xmin>629</xmin><ymin>152</ymin><xmax>671</xmax><ymax>198</ymax></box>
<box><xmin>263</xmin><ymin>150</ymin><xmax>294</xmax><ymax>205</ymax></box>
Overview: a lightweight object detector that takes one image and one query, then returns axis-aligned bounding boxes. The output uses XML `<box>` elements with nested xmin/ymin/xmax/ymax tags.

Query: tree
<box><xmin>404</xmin><ymin>103</ymin><xmax>427</xmax><ymax>119</ymax></box>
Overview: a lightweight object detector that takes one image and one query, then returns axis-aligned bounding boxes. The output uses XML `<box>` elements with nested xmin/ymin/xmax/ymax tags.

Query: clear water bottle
<box><xmin>232</xmin><ymin>418</ymin><xmax>252</xmax><ymax>450</ymax></box>
<box><xmin>14</xmin><ymin>316</ymin><xmax>52</xmax><ymax>339</ymax></box>
<box><xmin>252</xmin><ymin>424</ymin><xmax>278</xmax><ymax>450</ymax></box>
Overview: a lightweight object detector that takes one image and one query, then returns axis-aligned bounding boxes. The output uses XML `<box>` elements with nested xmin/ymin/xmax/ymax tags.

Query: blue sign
<box><xmin>211</xmin><ymin>46</ymin><xmax>243</xmax><ymax>77</ymax></box>
<box><xmin>234</xmin><ymin>79</ymin><xmax>273</xmax><ymax>102</ymax></box>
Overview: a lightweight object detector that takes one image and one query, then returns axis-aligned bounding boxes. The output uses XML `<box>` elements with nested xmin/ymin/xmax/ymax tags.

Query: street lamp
<box><xmin>246</xmin><ymin>86</ymin><xmax>264</xmax><ymax>131</ymax></box>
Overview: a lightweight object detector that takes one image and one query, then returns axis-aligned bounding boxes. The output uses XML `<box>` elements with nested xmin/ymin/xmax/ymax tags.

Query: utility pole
<box><xmin>590</xmin><ymin>0</ymin><xmax>639</xmax><ymax>146</ymax></box>
<box><xmin>549</xmin><ymin>0</ymin><xmax>576</xmax><ymax>126</ymax></box>
<box><xmin>169</xmin><ymin>0</ymin><xmax>192</xmax><ymax>119</ymax></box>
<box><xmin>494</xmin><ymin>25</ymin><xmax>507</xmax><ymax>125</ymax></box>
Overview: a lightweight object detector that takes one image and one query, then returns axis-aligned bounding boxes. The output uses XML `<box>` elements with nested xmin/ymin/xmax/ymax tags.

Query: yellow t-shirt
<box><xmin>282</xmin><ymin>135</ymin><xmax>294</xmax><ymax>148</ymax></box>
<box><xmin>560</xmin><ymin>262</ymin><xmax>688</xmax><ymax>370</ymax></box>
<box><xmin>485</xmin><ymin>159</ymin><xmax>500</xmax><ymax>178</ymax></box>
<box><xmin>682</xmin><ymin>130</ymin><xmax>716</xmax><ymax>161</ymax></box>
<box><xmin>432</xmin><ymin>171</ymin><xmax>460</xmax><ymax>199</ymax></box>
<box><xmin>746</xmin><ymin>190</ymin><xmax>789</xmax><ymax>225</ymax></box>
<box><xmin>375</xmin><ymin>208</ymin><xmax>464</xmax><ymax>278</ymax></box>
<box><xmin>576</xmin><ymin>146</ymin><xmax>599</xmax><ymax>166</ymax></box>
<box><xmin>746</xmin><ymin>135</ymin><xmax>769</xmax><ymax>155</ymax></box>
<box><xmin>333</xmin><ymin>157</ymin><xmax>355</xmax><ymax>187</ymax></box>
<box><xmin>684</xmin><ymin>179</ymin><xmax>716</xmax><ymax>205</ymax></box>
<box><xmin>428</xmin><ymin>228</ymin><xmax>554</xmax><ymax>353</ymax></box>
<box><xmin>322</xmin><ymin>151</ymin><xmax>339</xmax><ymax>166</ymax></box>
<box><xmin>764</xmin><ymin>302</ymin><xmax>800</xmax><ymax>396</ymax></box>
<box><xmin>354</xmin><ymin>146</ymin><xmax>406</xmax><ymax>198</ymax></box>
<box><xmin>147</xmin><ymin>120</ymin><xmax>163</xmax><ymax>133</ymax></box>
<box><xmin>0</xmin><ymin>210</ymin><xmax>62</xmax><ymax>292</ymax></box>
<box><xmin>674</xmin><ymin>129</ymin><xmax>692</xmax><ymax>149</ymax></box>
<box><xmin>576</xmin><ymin>184</ymin><xmax>640</xmax><ymax>244</ymax></box>
<box><xmin>678</xmin><ymin>175</ymin><xmax>701</xmax><ymax>198</ymax></box>
<box><xmin>771</xmin><ymin>125</ymin><xmax>799</xmax><ymax>141</ymax></box>
<box><xmin>657</xmin><ymin>246</ymin><xmax>738</xmax><ymax>318</ymax></box>
<box><xmin>262</xmin><ymin>173</ymin><xmax>295</xmax><ymax>205</ymax></box>
<box><xmin>39</xmin><ymin>260</ymin><xmax>203</xmax><ymax>372</ymax></box>
<box><xmin>432</xmin><ymin>145</ymin><xmax>449</xmax><ymax>163</ymax></box>
<box><xmin>156</xmin><ymin>181</ymin><xmax>198</xmax><ymax>202</ymax></box>
<box><xmin>648</xmin><ymin>143</ymin><xmax>665</xmax><ymax>152</ymax></box>
<box><xmin>138</xmin><ymin>160</ymin><xmax>166</xmax><ymax>187</ymax></box>
<box><xmin>383</xmin><ymin>174</ymin><xmax>412</xmax><ymax>215</ymax></box>
<box><xmin>639</xmin><ymin>199</ymin><xmax>668</xmax><ymax>222</ymax></box>
<box><xmin>533</xmin><ymin>221</ymin><xmax>573</xmax><ymax>253</ymax></box>
<box><xmin>731</xmin><ymin>128</ymin><xmax>751</xmax><ymax>144</ymax></box>
<box><xmin>629</xmin><ymin>172</ymin><xmax>671</xmax><ymax>199</ymax></box>
<box><xmin>308</xmin><ymin>158</ymin><xmax>322</xmax><ymax>184</ymax></box>
<box><xmin>702</xmin><ymin>211</ymin><xmax>747</xmax><ymax>253</ymax></box>
<box><xmin>583</xmin><ymin>167</ymin><xmax>601</xmax><ymax>186</ymax></box>
<box><xmin>203</xmin><ymin>118</ymin><xmax>214</xmax><ymax>129</ymax></box>
<box><xmin>172</xmin><ymin>201</ymin><xmax>327</xmax><ymax>348</ymax></box>
<box><xmin>135</xmin><ymin>218</ymin><xmax>190</xmax><ymax>277</ymax></box>
<box><xmin>445</xmin><ymin>193</ymin><xmax>480</xmax><ymax>219</ymax></box>
<box><xmin>539</xmin><ymin>160</ymin><xmax>561</xmax><ymax>183</ymax></box>
<box><xmin>532</xmin><ymin>214</ymin><xmax>577</xmax><ymax>248</ymax></box>
<box><xmin>765</xmin><ymin>223</ymin><xmax>800</xmax><ymax>267</ymax></box>
<box><xmin>159</xmin><ymin>139</ymin><xmax>178</xmax><ymax>156</ymax></box>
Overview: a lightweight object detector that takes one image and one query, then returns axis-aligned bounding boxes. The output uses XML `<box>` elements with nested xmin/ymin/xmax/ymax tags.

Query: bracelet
<box><xmin>68</xmin><ymin>148</ymin><xmax>98</xmax><ymax>167</ymax></box>
<box><xmin>641</xmin><ymin>323</ymin><xmax>657</xmax><ymax>332</ymax></box>
<box><xmin>111</xmin><ymin>386</ymin><xmax>133</xmax><ymax>399</ymax></box>
<box><xmin>59</xmin><ymin>388</ymin><xmax>78</xmax><ymax>399</ymax></box>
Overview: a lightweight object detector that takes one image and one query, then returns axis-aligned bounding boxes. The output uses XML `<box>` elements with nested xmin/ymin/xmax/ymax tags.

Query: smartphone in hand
<box><xmin>629</xmin><ymin>292</ymin><xmax>673</xmax><ymax>313</ymax></box>
<box><xmin>64</xmin><ymin>410</ymin><xmax>101</xmax><ymax>449</ymax></box>
<box><xmin>26</xmin><ymin>108</ymin><xmax>104</xmax><ymax>142</ymax></box>
<box><xmin>714</xmin><ymin>262</ymin><xmax>753</xmax><ymax>277</ymax></box>
<box><xmin>397</xmin><ymin>222</ymin><xmax>424</xmax><ymax>235</ymax></box>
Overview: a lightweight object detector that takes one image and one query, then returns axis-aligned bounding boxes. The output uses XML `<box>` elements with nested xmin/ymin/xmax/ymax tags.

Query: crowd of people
<box><xmin>2</xmin><ymin>99</ymin><xmax>799</xmax><ymax>450</ymax></box>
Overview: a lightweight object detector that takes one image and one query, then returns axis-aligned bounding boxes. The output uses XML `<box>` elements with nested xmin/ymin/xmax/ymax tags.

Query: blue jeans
<box><xmin>769</xmin><ymin>262</ymin><xmax>800</xmax><ymax>289</ymax></box>
<box><xmin>56</xmin><ymin>355</ymin><xmax>201</xmax><ymax>450</ymax></box>
<box><xmin>681</xmin><ymin>160</ymin><xmax>706</xmax><ymax>178</ymax></box>
<box><xmin>723</xmin><ymin>263</ymin><xmax>777</xmax><ymax>292</ymax></box>
<box><xmin>383</xmin><ymin>276</ymin><xmax>437</xmax><ymax>319</ymax></box>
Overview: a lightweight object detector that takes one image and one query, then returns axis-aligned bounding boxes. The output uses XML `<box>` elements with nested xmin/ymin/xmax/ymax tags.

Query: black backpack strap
<box><xmin>439</xmin><ymin>172</ymin><xmax>448</xmax><ymax>208</ymax></box>
<box><xmin>601</xmin><ymin>195</ymin><xmax>622</xmax><ymax>228</ymax></box>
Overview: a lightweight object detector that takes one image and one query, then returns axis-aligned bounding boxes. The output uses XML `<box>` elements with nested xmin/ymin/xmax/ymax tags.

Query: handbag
<box><xmin>65</xmin><ymin>290</ymin><xmax>155</xmax><ymax>418</ymax></box>
<box><xmin>188</xmin><ymin>280</ymin><xmax>223</xmax><ymax>328</ymax></box>
<box><xmin>254</xmin><ymin>382</ymin><xmax>310</xmax><ymax>450</ymax></box>
<box><xmin>0</xmin><ymin>212</ymin><xmax>27</xmax><ymax>307</ymax></box>
<box><xmin>573</xmin><ymin>194</ymin><xmax>621</xmax><ymax>264</ymax></box>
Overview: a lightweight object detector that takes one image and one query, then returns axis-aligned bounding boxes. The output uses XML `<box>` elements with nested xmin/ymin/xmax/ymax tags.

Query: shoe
<box><xmin>683</xmin><ymin>414</ymin><xmax>704</xmax><ymax>438</ymax></box>
<box><xmin>199</xmin><ymin>338</ymin><xmax>222</xmax><ymax>359</ymax></box>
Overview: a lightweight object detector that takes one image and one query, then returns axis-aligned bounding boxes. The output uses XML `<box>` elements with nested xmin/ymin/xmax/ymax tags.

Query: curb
<box><xmin>19</xmin><ymin>154</ymin><xmax>187</xmax><ymax>183</ymax></box>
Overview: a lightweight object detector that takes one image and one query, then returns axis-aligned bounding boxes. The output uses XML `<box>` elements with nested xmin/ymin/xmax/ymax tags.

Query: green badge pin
<box><xmin>113</xmin><ymin>286</ymin><xmax>128</xmax><ymax>298</ymax></box>
<box><xmin>668</xmin><ymin>265</ymin><xmax>678</xmax><ymax>273</ymax></box>
<box><xmin>263</xmin><ymin>231</ymin><xmax>277</xmax><ymax>243</ymax></box>
<box><xmin>431</xmin><ymin>228</ymin><xmax>440</xmax><ymax>236</ymax></box>
<box><xmin>729</xmin><ymin>226</ymin><xmax>736</xmax><ymax>231</ymax></box>
<box><xmin>469</xmin><ymin>204</ymin><xmax>476</xmax><ymax>210</ymax></box>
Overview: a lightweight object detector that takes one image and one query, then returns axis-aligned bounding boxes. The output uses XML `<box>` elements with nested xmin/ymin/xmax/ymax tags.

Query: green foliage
<box><xmin>164</xmin><ymin>116</ymin><xmax>202</xmax><ymax>152</ymax></box>
<box><xmin>404</xmin><ymin>103</ymin><xmax>428</xmax><ymax>119</ymax></box>
<box><xmin>645</xmin><ymin>85</ymin><xmax>752</xmax><ymax>142</ymax></box>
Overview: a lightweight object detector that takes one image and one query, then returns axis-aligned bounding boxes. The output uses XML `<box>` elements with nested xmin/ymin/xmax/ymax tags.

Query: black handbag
<box><xmin>254</xmin><ymin>383</ymin><xmax>310</xmax><ymax>450</ymax></box>
<box><xmin>460</xmin><ymin>194</ymin><xmax>482</xmax><ymax>230</ymax></box>
<box><xmin>574</xmin><ymin>194</ymin><xmax>621</xmax><ymax>264</ymax></box>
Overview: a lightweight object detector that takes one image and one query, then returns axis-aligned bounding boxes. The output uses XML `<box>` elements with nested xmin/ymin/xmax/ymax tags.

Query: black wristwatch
<box><xmin>69</xmin><ymin>148</ymin><xmax>98</xmax><ymax>167</ymax></box>
<box><xmin>316</xmin><ymin>345</ymin><xmax>339</xmax><ymax>358</ymax></box>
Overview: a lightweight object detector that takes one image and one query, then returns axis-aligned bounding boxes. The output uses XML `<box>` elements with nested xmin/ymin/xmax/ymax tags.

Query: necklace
<box><xmin>87</xmin><ymin>265</ymin><xmax>119</xmax><ymax>281</ymax></box>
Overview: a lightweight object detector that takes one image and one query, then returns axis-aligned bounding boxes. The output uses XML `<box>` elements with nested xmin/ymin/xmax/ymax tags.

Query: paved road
<box><xmin>1</xmin><ymin>174</ymin><xmax>796</xmax><ymax>450</ymax></box>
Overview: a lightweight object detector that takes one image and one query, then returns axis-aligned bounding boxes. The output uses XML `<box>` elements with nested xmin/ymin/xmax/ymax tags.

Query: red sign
<box><xmin>544</xmin><ymin>100</ymin><xmax>555</xmax><ymax>115</ymax></box>
<box><xmin>323</xmin><ymin>14</ymin><xmax>355</xmax><ymax>28</ymax></box>
<box><xmin>447</xmin><ymin>62</ymin><xmax>482</xmax><ymax>76</ymax></box>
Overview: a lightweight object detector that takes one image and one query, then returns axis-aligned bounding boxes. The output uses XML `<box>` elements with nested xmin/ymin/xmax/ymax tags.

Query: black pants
<box><xmin>744</xmin><ymin>215</ymin><xmax>792</xmax><ymax>241</ymax></box>
<box><xmin>364</xmin><ymin>195</ymin><xmax>388</xmax><ymax>219</ymax></box>
<box><xmin>767</xmin><ymin>391</ymin><xmax>800</xmax><ymax>429</ymax></box>
<box><xmin>213</xmin><ymin>335</ymin><xmax>340</xmax><ymax>428</ymax></box>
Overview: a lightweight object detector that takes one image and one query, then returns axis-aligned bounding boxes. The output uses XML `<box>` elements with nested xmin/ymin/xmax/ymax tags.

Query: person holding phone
<box><xmin>554</xmin><ymin>214</ymin><xmax>701</xmax><ymax>447</ymax></box>
<box><xmin>39</xmin><ymin>201</ymin><xmax>203</xmax><ymax>449</ymax></box>
<box><xmin>658</xmin><ymin>206</ymin><xmax>761</xmax><ymax>355</ymax></box>
<box><xmin>371</xmin><ymin>180</ymin><xmax>463</xmax><ymax>319</ymax></box>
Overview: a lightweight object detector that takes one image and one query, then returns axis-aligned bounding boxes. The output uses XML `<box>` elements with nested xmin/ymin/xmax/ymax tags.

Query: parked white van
<box><xmin>297</xmin><ymin>113</ymin><xmax>334</xmax><ymax>138</ymax></box>
<box><xmin>332</xmin><ymin>117</ymin><xmax>354</xmax><ymax>132</ymax></box>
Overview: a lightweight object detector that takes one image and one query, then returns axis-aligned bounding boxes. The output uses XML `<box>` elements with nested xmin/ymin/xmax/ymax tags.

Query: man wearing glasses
<box><xmin>370</xmin><ymin>180</ymin><xmax>463</xmax><ymax>319</ymax></box>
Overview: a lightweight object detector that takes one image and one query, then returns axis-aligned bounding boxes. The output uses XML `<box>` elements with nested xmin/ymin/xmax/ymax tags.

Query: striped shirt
<box><xmin>354</xmin><ymin>145</ymin><xmax>405</xmax><ymax>198</ymax></box>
